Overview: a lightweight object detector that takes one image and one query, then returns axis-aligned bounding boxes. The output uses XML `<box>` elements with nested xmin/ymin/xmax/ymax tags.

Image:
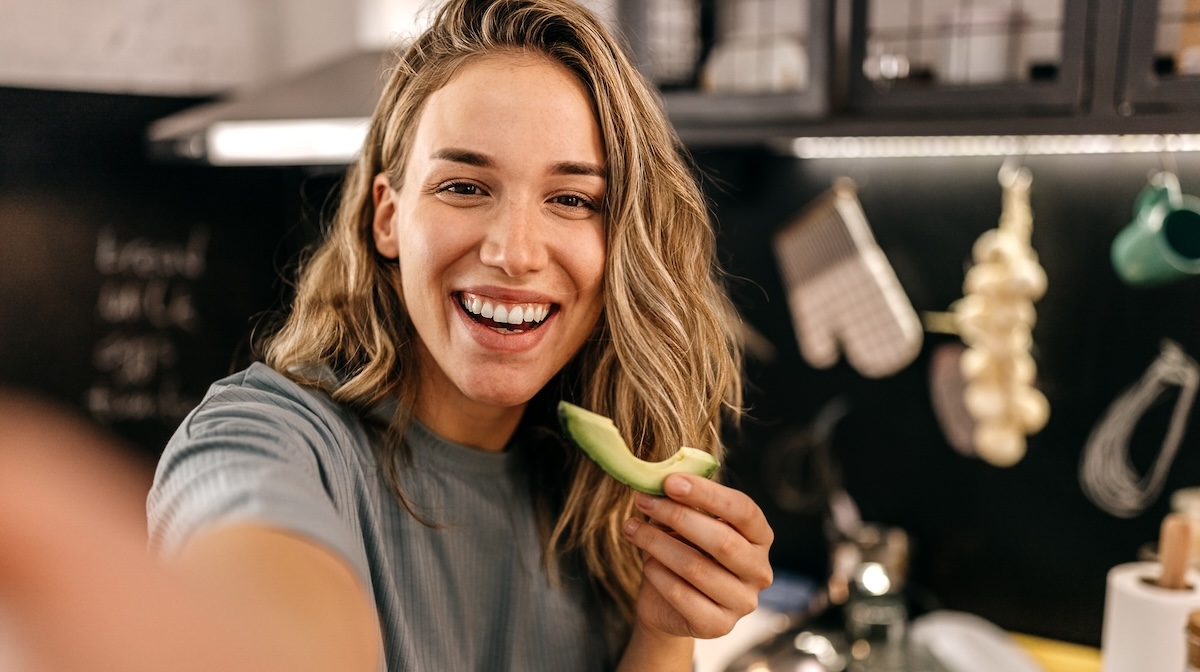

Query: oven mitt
<box><xmin>773</xmin><ymin>180</ymin><xmax>923</xmax><ymax>378</ymax></box>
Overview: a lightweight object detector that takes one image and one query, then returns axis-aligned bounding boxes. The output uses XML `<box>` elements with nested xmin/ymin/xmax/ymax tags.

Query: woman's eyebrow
<box><xmin>431</xmin><ymin>147</ymin><xmax>493</xmax><ymax>167</ymax></box>
<box><xmin>551</xmin><ymin>161</ymin><xmax>605</xmax><ymax>178</ymax></box>
<box><xmin>431</xmin><ymin>148</ymin><xmax>604</xmax><ymax>179</ymax></box>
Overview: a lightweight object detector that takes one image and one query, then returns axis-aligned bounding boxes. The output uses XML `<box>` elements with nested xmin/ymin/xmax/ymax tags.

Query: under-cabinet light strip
<box><xmin>203</xmin><ymin>121</ymin><xmax>1200</xmax><ymax>165</ymax></box>
<box><xmin>207</xmin><ymin>118</ymin><xmax>370</xmax><ymax>166</ymax></box>
<box><xmin>789</xmin><ymin>134</ymin><xmax>1200</xmax><ymax>159</ymax></box>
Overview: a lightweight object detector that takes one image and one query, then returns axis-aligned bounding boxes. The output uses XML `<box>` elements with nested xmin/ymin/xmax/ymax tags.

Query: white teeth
<box><xmin>459</xmin><ymin>292</ymin><xmax>552</xmax><ymax>325</ymax></box>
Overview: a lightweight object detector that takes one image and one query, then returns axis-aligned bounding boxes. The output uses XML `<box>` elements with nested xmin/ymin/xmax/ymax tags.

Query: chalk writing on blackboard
<box><xmin>96</xmin><ymin>280</ymin><xmax>198</xmax><ymax>331</ymax></box>
<box><xmin>87</xmin><ymin>227</ymin><xmax>209</xmax><ymax>424</ymax></box>
<box><xmin>87</xmin><ymin>375</ymin><xmax>195</xmax><ymax>422</ymax></box>
<box><xmin>94</xmin><ymin>227</ymin><xmax>208</xmax><ymax>279</ymax></box>
<box><xmin>92</xmin><ymin>333</ymin><xmax>177</xmax><ymax>386</ymax></box>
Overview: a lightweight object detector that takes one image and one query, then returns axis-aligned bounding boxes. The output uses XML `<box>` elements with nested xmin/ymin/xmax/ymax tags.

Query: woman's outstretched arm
<box><xmin>0</xmin><ymin>392</ymin><xmax>381</xmax><ymax>672</ymax></box>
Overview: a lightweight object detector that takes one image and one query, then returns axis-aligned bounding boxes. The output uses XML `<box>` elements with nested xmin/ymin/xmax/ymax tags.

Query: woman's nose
<box><xmin>479</xmin><ymin>200</ymin><xmax>548</xmax><ymax>276</ymax></box>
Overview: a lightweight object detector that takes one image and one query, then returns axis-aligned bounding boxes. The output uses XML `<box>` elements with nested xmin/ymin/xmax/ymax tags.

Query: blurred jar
<box><xmin>701</xmin><ymin>0</ymin><xmax>809</xmax><ymax>92</ymax></box>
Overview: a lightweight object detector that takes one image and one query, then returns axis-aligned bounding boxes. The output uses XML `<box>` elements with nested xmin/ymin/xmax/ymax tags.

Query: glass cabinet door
<box><xmin>617</xmin><ymin>0</ymin><xmax>832</xmax><ymax>127</ymax></box>
<box><xmin>848</xmin><ymin>0</ymin><xmax>1088</xmax><ymax>115</ymax></box>
<box><xmin>1121</xmin><ymin>0</ymin><xmax>1200</xmax><ymax>111</ymax></box>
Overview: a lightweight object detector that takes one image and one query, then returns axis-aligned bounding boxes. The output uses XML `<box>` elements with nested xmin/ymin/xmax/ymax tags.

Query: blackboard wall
<box><xmin>696</xmin><ymin>146</ymin><xmax>1200</xmax><ymax>646</ymax></box>
<box><xmin>0</xmin><ymin>87</ymin><xmax>316</xmax><ymax>464</ymax></box>
<box><xmin>4</xmin><ymin>87</ymin><xmax>1200</xmax><ymax>647</ymax></box>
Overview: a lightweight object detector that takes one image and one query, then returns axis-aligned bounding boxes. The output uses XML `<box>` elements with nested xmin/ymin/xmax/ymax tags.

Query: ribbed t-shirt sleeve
<box><xmin>145</xmin><ymin>369</ymin><xmax>371</xmax><ymax>585</ymax></box>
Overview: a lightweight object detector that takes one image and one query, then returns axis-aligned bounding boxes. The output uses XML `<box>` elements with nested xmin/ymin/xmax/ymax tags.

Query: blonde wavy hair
<box><xmin>262</xmin><ymin>0</ymin><xmax>743</xmax><ymax>623</ymax></box>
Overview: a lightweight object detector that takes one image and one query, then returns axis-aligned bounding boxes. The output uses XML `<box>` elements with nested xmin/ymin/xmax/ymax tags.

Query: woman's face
<box><xmin>373</xmin><ymin>53</ymin><xmax>607</xmax><ymax>447</ymax></box>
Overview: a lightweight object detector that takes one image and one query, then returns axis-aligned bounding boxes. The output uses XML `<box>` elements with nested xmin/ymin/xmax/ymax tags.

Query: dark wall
<box><xmin>696</xmin><ymin>146</ymin><xmax>1200</xmax><ymax>646</ymax></box>
<box><xmin>0</xmin><ymin>87</ymin><xmax>320</xmax><ymax>465</ymax></box>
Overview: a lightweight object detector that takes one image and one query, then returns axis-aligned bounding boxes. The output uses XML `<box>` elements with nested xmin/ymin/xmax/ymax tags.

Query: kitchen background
<box><xmin>5</xmin><ymin>0</ymin><xmax>1200</xmax><ymax>653</ymax></box>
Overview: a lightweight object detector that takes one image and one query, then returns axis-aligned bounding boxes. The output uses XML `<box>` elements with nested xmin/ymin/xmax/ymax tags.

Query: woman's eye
<box><xmin>441</xmin><ymin>182</ymin><xmax>481</xmax><ymax>196</ymax></box>
<box><xmin>553</xmin><ymin>194</ymin><xmax>595</xmax><ymax>210</ymax></box>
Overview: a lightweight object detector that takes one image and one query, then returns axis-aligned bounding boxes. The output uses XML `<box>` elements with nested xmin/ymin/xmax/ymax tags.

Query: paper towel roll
<box><xmin>1101</xmin><ymin>561</ymin><xmax>1200</xmax><ymax>672</ymax></box>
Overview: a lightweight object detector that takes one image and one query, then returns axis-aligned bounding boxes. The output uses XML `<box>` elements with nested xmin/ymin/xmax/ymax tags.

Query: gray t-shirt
<box><xmin>147</xmin><ymin>362</ymin><xmax>620</xmax><ymax>671</ymax></box>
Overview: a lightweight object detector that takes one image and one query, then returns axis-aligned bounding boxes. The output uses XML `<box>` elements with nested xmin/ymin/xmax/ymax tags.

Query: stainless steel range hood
<box><xmin>147</xmin><ymin>49</ymin><xmax>390</xmax><ymax>167</ymax></box>
<box><xmin>146</xmin><ymin>0</ymin><xmax>617</xmax><ymax>167</ymax></box>
<box><xmin>147</xmin><ymin>0</ymin><xmax>438</xmax><ymax>167</ymax></box>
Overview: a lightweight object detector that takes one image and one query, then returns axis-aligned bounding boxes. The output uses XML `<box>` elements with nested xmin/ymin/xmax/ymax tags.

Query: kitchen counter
<box><xmin>694</xmin><ymin>610</ymin><xmax>1104</xmax><ymax>672</ymax></box>
<box><xmin>1012</xmin><ymin>633</ymin><xmax>1101</xmax><ymax>672</ymax></box>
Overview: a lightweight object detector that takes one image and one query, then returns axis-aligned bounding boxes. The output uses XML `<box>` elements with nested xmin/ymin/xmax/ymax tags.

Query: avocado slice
<box><xmin>557</xmin><ymin>401</ymin><xmax>719</xmax><ymax>495</ymax></box>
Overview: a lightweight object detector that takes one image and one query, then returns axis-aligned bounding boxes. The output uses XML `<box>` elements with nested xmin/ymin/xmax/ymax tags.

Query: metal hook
<box><xmin>999</xmin><ymin>156</ymin><xmax>1032</xmax><ymax>190</ymax></box>
<box><xmin>1160</xmin><ymin>150</ymin><xmax>1180</xmax><ymax>178</ymax></box>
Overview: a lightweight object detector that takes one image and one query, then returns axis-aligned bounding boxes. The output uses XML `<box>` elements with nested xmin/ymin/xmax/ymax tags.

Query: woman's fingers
<box><xmin>632</xmin><ymin>495</ymin><xmax>761</xmax><ymax>590</ymax></box>
<box><xmin>623</xmin><ymin>475</ymin><xmax>775</xmax><ymax>641</ymax></box>
<box><xmin>638</xmin><ymin>557</ymin><xmax>740</xmax><ymax>640</ymax></box>
<box><xmin>633</xmin><ymin>477</ymin><xmax>773</xmax><ymax>590</ymax></box>
<box><xmin>623</xmin><ymin>517</ymin><xmax>752</xmax><ymax>614</ymax></box>
<box><xmin>664</xmin><ymin>474</ymin><xmax>774</xmax><ymax>548</ymax></box>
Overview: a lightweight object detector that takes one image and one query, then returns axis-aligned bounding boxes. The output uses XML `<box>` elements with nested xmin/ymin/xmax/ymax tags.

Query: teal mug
<box><xmin>1112</xmin><ymin>171</ymin><xmax>1200</xmax><ymax>287</ymax></box>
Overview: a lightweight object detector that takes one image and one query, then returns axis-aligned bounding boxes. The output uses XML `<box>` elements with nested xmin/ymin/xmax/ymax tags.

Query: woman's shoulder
<box><xmin>166</xmin><ymin>362</ymin><xmax>375</xmax><ymax>471</ymax></box>
<box><xmin>208</xmin><ymin>361</ymin><xmax>330</xmax><ymax>403</ymax></box>
<box><xmin>191</xmin><ymin>362</ymin><xmax>352</xmax><ymax>427</ymax></box>
<box><xmin>149</xmin><ymin>362</ymin><xmax>381</xmax><ymax>567</ymax></box>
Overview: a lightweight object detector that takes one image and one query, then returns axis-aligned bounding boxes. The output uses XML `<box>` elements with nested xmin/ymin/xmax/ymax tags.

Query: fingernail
<box><xmin>635</xmin><ymin>493</ymin><xmax>657</xmax><ymax>511</ymax></box>
<box><xmin>665</xmin><ymin>475</ymin><xmax>692</xmax><ymax>496</ymax></box>
<box><xmin>623</xmin><ymin>518</ymin><xmax>640</xmax><ymax>537</ymax></box>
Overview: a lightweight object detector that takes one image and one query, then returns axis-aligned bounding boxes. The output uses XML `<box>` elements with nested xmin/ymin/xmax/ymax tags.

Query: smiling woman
<box><xmin>2</xmin><ymin>1</ymin><xmax>773</xmax><ymax>671</ymax></box>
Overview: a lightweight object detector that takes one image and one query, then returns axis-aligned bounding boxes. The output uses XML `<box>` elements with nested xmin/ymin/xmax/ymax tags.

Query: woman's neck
<box><xmin>412</xmin><ymin>391</ymin><xmax>525</xmax><ymax>453</ymax></box>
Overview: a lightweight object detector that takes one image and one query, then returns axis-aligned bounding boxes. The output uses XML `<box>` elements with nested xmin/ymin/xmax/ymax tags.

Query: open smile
<box><xmin>456</xmin><ymin>291</ymin><xmax>557</xmax><ymax>334</ymax></box>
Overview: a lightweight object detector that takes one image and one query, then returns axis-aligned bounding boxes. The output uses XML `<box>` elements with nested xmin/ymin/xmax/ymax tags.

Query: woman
<box><xmin>5</xmin><ymin>1</ymin><xmax>772</xmax><ymax>670</ymax></box>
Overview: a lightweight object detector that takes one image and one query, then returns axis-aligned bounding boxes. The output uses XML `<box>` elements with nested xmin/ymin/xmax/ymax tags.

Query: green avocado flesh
<box><xmin>557</xmin><ymin>401</ymin><xmax>719</xmax><ymax>496</ymax></box>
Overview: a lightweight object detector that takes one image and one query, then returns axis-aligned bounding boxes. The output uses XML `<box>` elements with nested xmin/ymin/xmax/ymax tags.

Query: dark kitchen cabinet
<box><xmin>616</xmin><ymin>0</ymin><xmax>1200</xmax><ymax>144</ymax></box>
